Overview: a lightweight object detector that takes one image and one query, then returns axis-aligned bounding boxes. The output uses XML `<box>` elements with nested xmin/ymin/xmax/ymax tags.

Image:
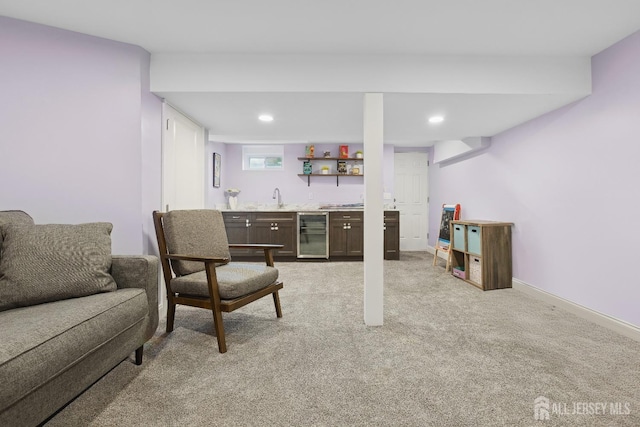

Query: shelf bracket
<box><xmin>307</xmin><ymin>175</ymin><xmax>310</xmax><ymax>187</ymax></box>
<box><xmin>336</xmin><ymin>176</ymin><xmax>339</xmax><ymax>186</ymax></box>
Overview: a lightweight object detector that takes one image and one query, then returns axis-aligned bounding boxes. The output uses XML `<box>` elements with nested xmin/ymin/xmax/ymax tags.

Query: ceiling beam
<box><xmin>151</xmin><ymin>53</ymin><xmax>591</xmax><ymax>96</ymax></box>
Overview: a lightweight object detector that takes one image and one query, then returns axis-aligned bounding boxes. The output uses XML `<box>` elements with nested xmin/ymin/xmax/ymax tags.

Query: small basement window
<box><xmin>242</xmin><ymin>145</ymin><xmax>284</xmax><ymax>170</ymax></box>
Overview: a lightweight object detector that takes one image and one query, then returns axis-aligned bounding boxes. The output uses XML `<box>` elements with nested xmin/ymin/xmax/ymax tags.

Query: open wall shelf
<box><xmin>298</xmin><ymin>157</ymin><xmax>364</xmax><ymax>186</ymax></box>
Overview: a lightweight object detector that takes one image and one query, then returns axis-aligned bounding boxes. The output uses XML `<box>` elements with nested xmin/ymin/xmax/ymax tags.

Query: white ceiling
<box><xmin>3</xmin><ymin>0</ymin><xmax>640</xmax><ymax>145</ymax></box>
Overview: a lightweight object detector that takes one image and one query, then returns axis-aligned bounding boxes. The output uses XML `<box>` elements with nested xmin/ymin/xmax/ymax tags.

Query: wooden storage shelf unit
<box><xmin>449</xmin><ymin>220</ymin><xmax>513</xmax><ymax>291</ymax></box>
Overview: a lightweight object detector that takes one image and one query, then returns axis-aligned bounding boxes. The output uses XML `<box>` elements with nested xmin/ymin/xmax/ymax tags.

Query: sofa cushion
<box><xmin>0</xmin><ymin>210</ymin><xmax>34</xmax><ymax>256</ymax></box>
<box><xmin>0</xmin><ymin>223</ymin><xmax>116</xmax><ymax>312</ymax></box>
<box><xmin>170</xmin><ymin>262</ymin><xmax>279</xmax><ymax>300</ymax></box>
<box><xmin>162</xmin><ymin>210</ymin><xmax>231</xmax><ymax>276</ymax></box>
<box><xmin>0</xmin><ymin>288</ymin><xmax>148</xmax><ymax>412</ymax></box>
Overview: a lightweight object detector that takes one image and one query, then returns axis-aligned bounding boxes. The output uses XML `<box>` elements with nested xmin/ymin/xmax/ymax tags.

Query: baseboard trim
<box><xmin>512</xmin><ymin>278</ymin><xmax>640</xmax><ymax>342</ymax></box>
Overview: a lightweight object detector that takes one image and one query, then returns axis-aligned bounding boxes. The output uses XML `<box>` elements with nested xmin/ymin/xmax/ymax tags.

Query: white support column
<box><xmin>363</xmin><ymin>93</ymin><xmax>384</xmax><ymax>326</ymax></box>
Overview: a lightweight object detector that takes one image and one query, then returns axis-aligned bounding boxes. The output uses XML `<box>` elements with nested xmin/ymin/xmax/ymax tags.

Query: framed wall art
<box><xmin>213</xmin><ymin>152</ymin><xmax>221</xmax><ymax>188</ymax></box>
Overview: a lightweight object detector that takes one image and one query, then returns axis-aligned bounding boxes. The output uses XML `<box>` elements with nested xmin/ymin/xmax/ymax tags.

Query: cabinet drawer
<box><xmin>330</xmin><ymin>211</ymin><xmax>363</xmax><ymax>222</ymax></box>
<box><xmin>383</xmin><ymin>211</ymin><xmax>399</xmax><ymax>222</ymax></box>
<box><xmin>467</xmin><ymin>226</ymin><xmax>482</xmax><ymax>255</ymax></box>
<box><xmin>222</xmin><ymin>212</ymin><xmax>250</xmax><ymax>223</ymax></box>
<box><xmin>469</xmin><ymin>256</ymin><xmax>482</xmax><ymax>285</ymax></box>
<box><xmin>252</xmin><ymin>212</ymin><xmax>296</xmax><ymax>223</ymax></box>
<box><xmin>452</xmin><ymin>224</ymin><xmax>465</xmax><ymax>250</ymax></box>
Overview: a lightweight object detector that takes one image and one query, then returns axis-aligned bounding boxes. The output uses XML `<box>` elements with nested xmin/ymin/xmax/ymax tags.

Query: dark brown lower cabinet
<box><xmin>223</xmin><ymin>210</ymin><xmax>399</xmax><ymax>261</ymax></box>
<box><xmin>222</xmin><ymin>211</ymin><xmax>296</xmax><ymax>259</ymax></box>
<box><xmin>329</xmin><ymin>211</ymin><xmax>363</xmax><ymax>258</ymax></box>
<box><xmin>250</xmin><ymin>212</ymin><xmax>296</xmax><ymax>257</ymax></box>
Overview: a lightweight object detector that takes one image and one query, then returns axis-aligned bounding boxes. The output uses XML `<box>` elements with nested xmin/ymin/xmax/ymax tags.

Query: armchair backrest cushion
<box><xmin>0</xmin><ymin>222</ymin><xmax>116</xmax><ymax>311</ymax></box>
<box><xmin>162</xmin><ymin>210</ymin><xmax>231</xmax><ymax>276</ymax></box>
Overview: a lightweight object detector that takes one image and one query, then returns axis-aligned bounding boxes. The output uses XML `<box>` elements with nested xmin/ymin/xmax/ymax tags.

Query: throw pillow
<box><xmin>0</xmin><ymin>210</ymin><xmax>35</xmax><ymax>256</ymax></box>
<box><xmin>0</xmin><ymin>222</ymin><xmax>117</xmax><ymax>311</ymax></box>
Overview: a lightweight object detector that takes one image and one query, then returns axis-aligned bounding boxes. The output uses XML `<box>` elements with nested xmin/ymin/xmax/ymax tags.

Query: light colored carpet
<box><xmin>47</xmin><ymin>252</ymin><xmax>640</xmax><ymax>426</ymax></box>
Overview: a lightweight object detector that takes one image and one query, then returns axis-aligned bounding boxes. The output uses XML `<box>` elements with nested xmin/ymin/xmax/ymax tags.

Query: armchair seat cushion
<box><xmin>171</xmin><ymin>263</ymin><xmax>278</xmax><ymax>300</ymax></box>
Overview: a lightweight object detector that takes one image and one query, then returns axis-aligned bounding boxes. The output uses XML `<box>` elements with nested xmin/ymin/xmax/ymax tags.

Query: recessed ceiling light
<box><xmin>258</xmin><ymin>114</ymin><xmax>274</xmax><ymax>122</ymax></box>
<box><xmin>428</xmin><ymin>115</ymin><xmax>444</xmax><ymax>124</ymax></box>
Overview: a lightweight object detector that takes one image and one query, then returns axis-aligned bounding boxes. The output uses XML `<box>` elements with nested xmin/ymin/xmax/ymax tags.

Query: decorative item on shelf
<box><xmin>323</xmin><ymin>151</ymin><xmax>331</xmax><ymax>158</ymax></box>
<box><xmin>321</xmin><ymin>166</ymin><xmax>330</xmax><ymax>175</ymax></box>
<box><xmin>339</xmin><ymin>145</ymin><xmax>349</xmax><ymax>158</ymax></box>
<box><xmin>355</xmin><ymin>150</ymin><xmax>363</xmax><ymax>159</ymax></box>
<box><xmin>226</xmin><ymin>188</ymin><xmax>241</xmax><ymax>210</ymax></box>
<box><xmin>303</xmin><ymin>160</ymin><xmax>312</xmax><ymax>175</ymax></box>
<box><xmin>351</xmin><ymin>165</ymin><xmax>360</xmax><ymax>175</ymax></box>
<box><xmin>337</xmin><ymin>160</ymin><xmax>347</xmax><ymax>174</ymax></box>
<box><xmin>305</xmin><ymin>145</ymin><xmax>315</xmax><ymax>158</ymax></box>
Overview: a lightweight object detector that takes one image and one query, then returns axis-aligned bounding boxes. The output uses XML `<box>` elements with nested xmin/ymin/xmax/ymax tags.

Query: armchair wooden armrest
<box><xmin>227</xmin><ymin>244</ymin><xmax>283</xmax><ymax>249</ymax></box>
<box><xmin>227</xmin><ymin>244</ymin><xmax>283</xmax><ymax>266</ymax></box>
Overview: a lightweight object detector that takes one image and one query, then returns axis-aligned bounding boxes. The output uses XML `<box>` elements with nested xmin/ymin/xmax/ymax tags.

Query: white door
<box><xmin>394</xmin><ymin>152</ymin><xmax>429</xmax><ymax>251</ymax></box>
<box><xmin>162</xmin><ymin>103</ymin><xmax>205</xmax><ymax>211</ymax></box>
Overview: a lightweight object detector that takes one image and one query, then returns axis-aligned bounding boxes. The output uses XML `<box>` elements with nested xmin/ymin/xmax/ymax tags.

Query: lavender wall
<box><xmin>207</xmin><ymin>143</ymin><xmax>394</xmax><ymax>208</ymax></box>
<box><xmin>429</xmin><ymin>30</ymin><xmax>640</xmax><ymax>327</ymax></box>
<box><xmin>0</xmin><ymin>17</ymin><xmax>162</xmax><ymax>254</ymax></box>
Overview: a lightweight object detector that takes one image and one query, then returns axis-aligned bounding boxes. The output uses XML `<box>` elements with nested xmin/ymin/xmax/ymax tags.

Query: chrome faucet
<box><xmin>272</xmin><ymin>187</ymin><xmax>283</xmax><ymax>208</ymax></box>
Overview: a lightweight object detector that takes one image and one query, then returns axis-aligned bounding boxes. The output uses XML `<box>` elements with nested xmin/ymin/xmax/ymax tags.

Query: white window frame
<box><xmin>242</xmin><ymin>145</ymin><xmax>284</xmax><ymax>170</ymax></box>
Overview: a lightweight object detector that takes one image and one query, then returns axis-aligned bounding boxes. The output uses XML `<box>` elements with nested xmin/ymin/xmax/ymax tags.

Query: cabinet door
<box><xmin>346</xmin><ymin>222</ymin><xmax>364</xmax><ymax>256</ymax></box>
<box><xmin>273</xmin><ymin>221</ymin><xmax>296</xmax><ymax>256</ymax></box>
<box><xmin>383</xmin><ymin>211</ymin><xmax>400</xmax><ymax>260</ymax></box>
<box><xmin>329</xmin><ymin>220</ymin><xmax>348</xmax><ymax>256</ymax></box>
<box><xmin>384</xmin><ymin>222</ymin><xmax>399</xmax><ymax>260</ymax></box>
<box><xmin>222</xmin><ymin>213</ymin><xmax>252</xmax><ymax>257</ymax></box>
<box><xmin>251</xmin><ymin>221</ymin><xmax>274</xmax><ymax>246</ymax></box>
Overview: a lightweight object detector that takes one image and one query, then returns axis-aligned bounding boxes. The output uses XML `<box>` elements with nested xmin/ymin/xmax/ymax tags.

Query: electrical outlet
<box><xmin>308</xmin><ymin>192</ymin><xmax>313</xmax><ymax>200</ymax></box>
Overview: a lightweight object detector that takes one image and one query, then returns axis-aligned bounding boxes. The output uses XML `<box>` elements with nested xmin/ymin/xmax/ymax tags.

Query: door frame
<box><xmin>394</xmin><ymin>151</ymin><xmax>429</xmax><ymax>251</ymax></box>
<box><xmin>161</xmin><ymin>102</ymin><xmax>205</xmax><ymax>212</ymax></box>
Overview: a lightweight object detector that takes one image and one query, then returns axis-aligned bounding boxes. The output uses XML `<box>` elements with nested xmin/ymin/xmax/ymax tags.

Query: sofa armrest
<box><xmin>110</xmin><ymin>255</ymin><xmax>159</xmax><ymax>341</ymax></box>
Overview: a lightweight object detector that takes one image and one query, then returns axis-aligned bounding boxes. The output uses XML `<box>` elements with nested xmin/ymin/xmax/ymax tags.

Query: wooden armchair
<box><xmin>153</xmin><ymin>209</ymin><xmax>283</xmax><ymax>353</ymax></box>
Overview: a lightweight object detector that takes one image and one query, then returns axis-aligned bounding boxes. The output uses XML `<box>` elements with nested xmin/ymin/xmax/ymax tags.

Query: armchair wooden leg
<box><xmin>204</xmin><ymin>261</ymin><xmax>227</xmax><ymax>353</ymax></box>
<box><xmin>135</xmin><ymin>346</ymin><xmax>144</xmax><ymax>365</ymax></box>
<box><xmin>166</xmin><ymin>300</ymin><xmax>176</xmax><ymax>333</ymax></box>
<box><xmin>273</xmin><ymin>290</ymin><xmax>283</xmax><ymax>318</ymax></box>
<box><xmin>211</xmin><ymin>307</ymin><xmax>227</xmax><ymax>353</ymax></box>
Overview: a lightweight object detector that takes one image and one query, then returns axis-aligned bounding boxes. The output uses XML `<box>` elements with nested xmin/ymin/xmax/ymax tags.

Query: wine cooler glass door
<box><xmin>297</xmin><ymin>213</ymin><xmax>329</xmax><ymax>258</ymax></box>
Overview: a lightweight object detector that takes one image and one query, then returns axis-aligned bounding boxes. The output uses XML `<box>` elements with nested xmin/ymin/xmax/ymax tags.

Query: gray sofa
<box><xmin>0</xmin><ymin>210</ymin><xmax>159</xmax><ymax>426</ymax></box>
